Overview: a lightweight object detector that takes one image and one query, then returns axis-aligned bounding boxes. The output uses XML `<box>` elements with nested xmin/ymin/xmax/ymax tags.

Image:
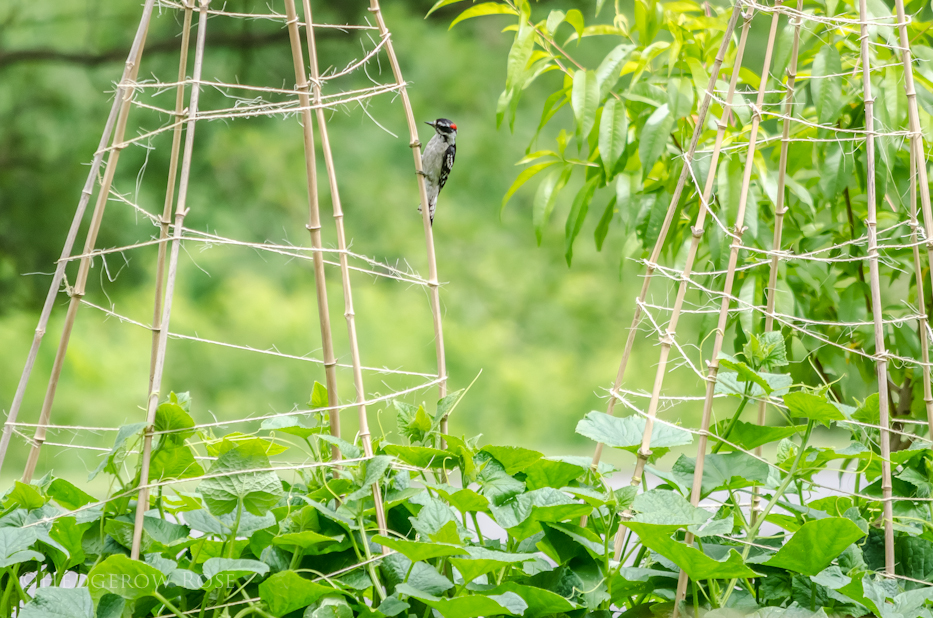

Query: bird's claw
<box><xmin>416</xmin><ymin>170</ymin><xmax>428</xmax><ymax>177</ymax></box>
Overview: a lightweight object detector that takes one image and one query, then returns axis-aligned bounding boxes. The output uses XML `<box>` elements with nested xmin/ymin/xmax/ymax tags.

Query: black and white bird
<box><xmin>419</xmin><ymin>118</ymin><xmax>457</xmax><ymax>225</ymax></box>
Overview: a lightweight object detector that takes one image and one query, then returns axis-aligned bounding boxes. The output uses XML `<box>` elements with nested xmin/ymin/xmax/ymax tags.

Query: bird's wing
<box><xmin>438</xmin><ymin>144</ymin><xmax>456</xmax><ymax>192</ymax></box>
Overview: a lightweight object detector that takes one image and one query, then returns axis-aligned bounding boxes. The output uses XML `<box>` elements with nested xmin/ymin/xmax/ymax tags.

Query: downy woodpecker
<box><xmin>419</xmin><ymin>118</ymin><xmax>457</xmax><ymax>225</ymax></box>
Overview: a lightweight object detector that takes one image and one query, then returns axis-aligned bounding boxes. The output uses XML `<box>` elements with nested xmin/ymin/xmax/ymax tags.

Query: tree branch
<box><xmin>0</xmin><ymin>30</ymin><xmax>303</xmax><ymax>70</ymax></box>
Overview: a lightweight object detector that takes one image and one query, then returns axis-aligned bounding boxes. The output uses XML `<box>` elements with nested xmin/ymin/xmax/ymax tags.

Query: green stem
<box><xmin>357</xmin><ymin>515</ymin><xmax>387</xmax><ymax>602</ymax></box>
<box><xmin>719</xmin><ymin>420</ymin><xmax>815</xmax><ymax>607</ymax></box>
<box><xmin>712</xmin><ymin>387</ymin><xmax>752</xmax><ymax>454</ymax></box>
<box><xmin>470</xmin><ymin>512</ymin><xmax>486</xmax><ymax>547</ymax></box>
<box><xmin>289</xmin><ymin>548</ymin><xmax>304</xmax><ymax>571</ymax></box>
<box><xmin>0</xmin><ymin>568</ymin><xmax>15</xmax><ymax>616</ymax></box>
<box><xmin>226</xmin><ymin>499</ymin><xmax>244</xmax><ymax>559</ymax></box>
<box><xmin>153</xmin><ymin>591</ymin><xmax>186</xmax><ymax>618</ymax></box>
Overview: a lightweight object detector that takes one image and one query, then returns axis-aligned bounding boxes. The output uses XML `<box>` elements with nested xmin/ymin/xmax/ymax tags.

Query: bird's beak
<box><xmin>424</xmin><ymin>121</ymin><xmax>436</xmax><ymax>127</ymax></box>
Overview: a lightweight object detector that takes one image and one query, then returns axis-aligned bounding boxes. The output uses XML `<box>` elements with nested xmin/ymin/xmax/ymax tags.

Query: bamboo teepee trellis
<box><xmin>0</xmin><ymin>0</ymin><xmax>447</xmax><ymax>561</ymax></box>
<box><xmin>583</xmin><ymin>0</ymin><xmax>933</xmax><ymax>611</ymax></box>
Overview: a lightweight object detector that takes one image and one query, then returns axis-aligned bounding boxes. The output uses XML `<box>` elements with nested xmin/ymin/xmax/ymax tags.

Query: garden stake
<box><xmin>894</xmin><ymin>0</ymin><xmax>933</xmax><ymax>432</ymax></box>
<box><xmin>674</xmin><ymin>3</ymin><xmax>782</xmax><ymax>608</ymax></box>
<box><xmin>20</xmin><ymin>0</ymin><xmax>159</xmax><ymax>483</ymax></box>
<box><xmin>148</xmin><ymin>3</ymin><xmax>193</xmax><ymax>393</ymax></box>
<box><xmin>857</xmin><ymin>0</ymin><xmax>895</xmax><ymax>575</ymax></box>
<box><xmin>611</xmin><ymin>7</ymin><xmax>753</xmax><ymax>563</ymax></box>
<box><xmin>131</xmin><ymin>0</ymin><xmax>212</xmax><ymax>560</ymax></box>
<box><xmin>299</xmin><ymin>0</ymin><xmax>388</xmax><ymax>540</ymax></box>
<box><xmin>589</xmin><ymin>2</ymin><xmax>743</xmax><ymax>472</ymax></box>
<box><xmin>0</xmin><ymin>1</ymin><xmax>158</xmax><ymax>476</ymax></box>
<box><xmin>283</xmin><ymin>0</ymin><xmax>342</xmax><ymax>459</ymax></box>
<box><xmin>753</xmin><ymin>0</ymin><xmax>803</xmax><ymax>526</ymax></box>
<box><xmin>368</xmin><ymin>0</ymin><xmax>449</xmax><ymax>438</ymax></box>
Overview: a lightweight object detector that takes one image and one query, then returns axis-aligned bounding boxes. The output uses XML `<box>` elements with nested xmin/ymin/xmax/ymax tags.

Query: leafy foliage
<box><xmin>1</xmin><ymin>379</ymin><xmax>931</xmax><ymax>616</ymax></box>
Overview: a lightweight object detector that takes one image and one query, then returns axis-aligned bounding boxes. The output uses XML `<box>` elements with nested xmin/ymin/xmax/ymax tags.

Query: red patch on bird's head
<box><xmin>451</xmin><ymin>123</ymin><xmax>457</xmax><ymax>131</ymax></box>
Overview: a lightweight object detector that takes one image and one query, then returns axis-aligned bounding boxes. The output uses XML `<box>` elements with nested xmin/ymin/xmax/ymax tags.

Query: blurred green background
<box><xmin>0</xmin><ymin>0</ymin><xmax>697</xmax><ymax>486</ymax></box>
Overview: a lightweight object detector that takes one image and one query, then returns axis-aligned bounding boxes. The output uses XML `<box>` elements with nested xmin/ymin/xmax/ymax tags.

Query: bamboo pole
<box><xmin>908</xmin><ymin>149</ymin><xmax>933</xmax><ymax>450</ymax></box>
<box><xmin>673</xmin><ymin>4</ymin><xmax>781</xmax><ymax>608</ymax></box>
<box><xmin>20</xmin><ymin>0</ymin><xmax>158</xmax><ymax>483</ymax></box>
<box><xmin>0</xmin><ymin>1</ymin><xmax>157</xmax><ymax>478</ymax></box>
<box><xmin>130</xmin><ymin>0</ymin><xmax>211</xmax><ymax>560</ymax></box>
<box><xmin>298</xmin><ymin>0</ymin><xmax>388</xmax><ymax>540</ymax></box>
<box><xmin>589</xmin><ymin>3</ymin><xmax>742</xmax><ymax>471</ymax></box>
<box><xmin>283</xmin><ymin>0</ymin><xmax>342</xmax><ymax>460</ymax></box>
<box><xmin>367</xmin><ymin>0</ymin><xmax>449</xmax><ymax>434</ymax></box>
<box><xmin>611</xmin><ymin>11</ymin><xmax>753</xmax><ymax>563</ymax></box>
<box><xmin>753</xmin><ymin>0</ymin><xmax>803</xmax><ymax>523</ymax></box>
<box><xmin>149</xmin><ymin>3</ymin><xmax>193</xmax><ymax>391</ymax></box>
<box><xmin>857</xmin><ymin>0</ymin><xmax>895</xmax><ymax>576</ymax></box>
<box><xmin>894</xmin><ymin>0</ymin><xmax>933</xmax><ymax>433</ymax></box>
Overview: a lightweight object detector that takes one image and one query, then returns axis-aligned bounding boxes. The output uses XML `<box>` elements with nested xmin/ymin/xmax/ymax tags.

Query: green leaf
<box><xmin>430</xmin><ymin>484</ymin><xmax>490</xmax><ymax>513</ymax></box>
<box><xmin>88</xmin><ymin>422</ymin><xmax>145</xmax><ymax>481</ymax></box>
<box><xmin>564</xmin><ymin>9</ymin><xmax>585</xmax><ymax>43</ymax></box>
<box><xmin>575</xmin><ymin>411</ymin><xmax>692</xmax><ymax>451</ymax></box>
<box><xmin>384</xmin><ymin>445</ymin><xmax>456</xmax><ymax>469</ymax></box>
<box><xmin>783</xmin><ymin>392</ymin><xmax>846</xmax><ymax>427</ymax></box>
<box><xmin>154</xmin><ymin>400</ymin><xmax>195</xmax><ymax>444</ymax></box>
<box><xmin>533</xmin><ymin>165</ymin><xmax>572</xmax><ymax>244</ymax></box>
<box><xmin>449</xmin><ymin>547</ymin><xmax>538</xmax><ymax>583</ymax></box>
<box><xmin>638</xmin><ymin>103</ymin><xmax>674</xmax><ymax>175</ymax></box>
<box><xmin>47</xmin><ymin>478</ymin><xmax>96</xmax><ymax>511</ymax></box>
<box><xmin>622</xmin><ymin>522</ymin><xmax>759</xmax><ymax>579</ymax></box>
<box><xmin>811</xmin><ymin>43</ymin><xmax>843</xmax><ymax>124</ymax></box>
<box><xmin>598</xmin><ymin>98</ymin><xmax>628</xmax><ymax>177</ymax></box>
<box><xmin>273</xmin><ymin>531</ymin><xmax>344</xmax><ymax>550</ymax></box>
<box><xmin>571</xmin><ymin>69</ymin><xmax>599</xmax><ymax>139</ymax></box>
<box><xmin>545</xmin><ymin>10</ymin><xmax>566</xmax><ymax>34</ymax></box>
<box><xmin>671</xmin><ymin>452</ymin><xmax>770</xmax><ymax>496</ymax></box>
<box><xmin>87</xmin><ymin>555</ymin><xmax>164</xmax><ymax>601</ymax></box>
<box><xmin>4</xmin><ymin>481</ymin><xmax>45</xmax><ymax>510</ymax></box>
<box><xmin>718</xmin><ymin>356</ymin><xmax>772</xmax><ymax>394</ymax></box>
<box><xmin>523</xmin><ymin>458</ymin><xmax>586</xmax><ymax>490</ymax></box>
<box><xmin>202</xmin><ymin>558</ymin><xmax>269</xmax><ymax>587</ymax></box>
<box><xmin>150</xmin><ymin>446</ymin><xmax>204</xmax><ymax>482</ymax></box>
<box><xmin>764</xmin><ymin>518</ymin><xmax>866</xmax><ymax>575</ymax></box>
<box><xmin>261</xmin><ymin>415</ymin><xmax>316</xmax><ymax>439</ymax></box>
<box><xmin>373</xmin><ymin>536</ymin><xmax>467</xmax><ymax>562</ymax></box>
<box><xmin>593</xmin><ymin>196</ymin><xmax>616</xmax><ymax>251</ymax></box>
<box><xmin>20</xmin><ymin>587</ymin><xmax>93</xmax><ymax>618</ymax></box>
<box><xmin>382</xmin><ymin>553</ymin><xmax>454</xmax><ymax>596</ymax></box>
<box><xmin>565</xmin><ymin>177</ymin><xmax>600</xmax><ymax>266</ymax></box>
<box><xmin>397</xmin><ymin>585</ymin><xmax>528</xmax><ymax>618</ymax></box>
<box><xmin>449</xmin><ymin>3</ymin><xmax>518</xmax><ymax>29</ymax></box>
<box><xmin>346</xmin><ymin>455</ymin><xmax>393</xmax><ymax>502</ymax></box>
<box><xmin>505</xmin><ymin>12</ymin><xmax>535</xmax><ymax>94</ymax></box>
<box><xmin>631</xmin><ymin>489</ymin><xmax>711</xmax><ymax>527</ymax></box>
<box><xmin>0</xmin><ymin>527</ymin><xmax>43</xmax><ymax>568</ymax></box>
<box><xmin>483</xmin><ymin>582</ymin><xmax>578</xmax><ymax>618</ymax></box>
<box><xmin>437</xmin><ymin>388</ymin><xmax>468</xmax><ymax>421</ymax></box>
<box><xmin>259</xmin><ymin>571</ymin><xmax>337</xmax><ymax>617</ymax></box>
<box><xmin>717</xmin><ymin>155</ymin><xmax>743</xmax><ymax>223</ymax></box>
<box><xmin>489</xmin><ymin>487</ymin><xmax>592</xmax><ymax>539</ymax></box>
<box><xmin>199</xmin><ymin>441</ymin><xmax>284</xmax><ymax>516</ymax></box>
<box><xmin>476</xmin><ymin>457</ymin><xmax>525</xmax><ymax>506</ymax></box>
<box><xmin>480</xmin><ymin>446</ymin><xmax>542</xmax><ymax>475</ymax></box>
<box><xmin>426</xmin><ymin>0</ymin><xmax>470</xmax><ymax>17</ymax></box>
<box><xmin>502</xmin><ymin>161</ymin><xmax>560</xmax><ymax>212</ymax></box>
<box><xmin>317</xmin><ymin>434</ymin><xmax>362</xmax><ymax>460</ymax></box>
<box><xmin>185</xmin><ymin>508</ymin><xmax>275</xmax><ymax>537</ymax></box>
<box><xmin>667</xmin><ymin>77</ymin><xmax>694</xmax><ymax>119</ymax></box>
<box><xmin>711</xmin><ymin>420</ymin><xmax>806</xmax><ymax>451</ymax></box>
<box><xmin>595</xmin><ymin>44</ymin><xmax>634</xmax><ymax>99</ymax></box>
<box><xmin>308</xmin><ymin>596</ymin><xmax>353</xmax><ymax>618</ymax></box>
